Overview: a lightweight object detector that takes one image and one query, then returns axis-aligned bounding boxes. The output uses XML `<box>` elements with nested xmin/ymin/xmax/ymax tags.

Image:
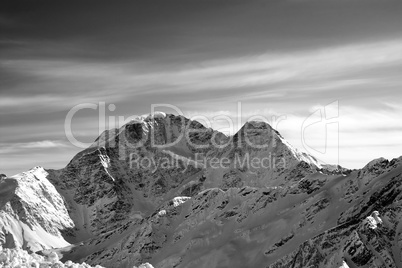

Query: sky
<box><xmin>1</xmin><ymin>0</ymin><xmax>402</xmax><ymax>176</ymax></box>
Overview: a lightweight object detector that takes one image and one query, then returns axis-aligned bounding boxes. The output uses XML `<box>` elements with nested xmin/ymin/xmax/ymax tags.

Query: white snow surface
<box><xmin>0</xmin><ymin>246</ymin><xmax>108</xmax><ymax>267</ymax></box>
<box><xmin>171</xmin><ymin>197</ymin><xmax>191</xmax><ymax>207</ymax></box>
<box><xmin>0</xmin><ymin>167</ymin><xmax>73</xmax><ymax>252</ymax></box>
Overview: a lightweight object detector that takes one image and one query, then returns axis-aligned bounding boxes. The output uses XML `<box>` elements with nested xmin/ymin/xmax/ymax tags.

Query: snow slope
<box><xmin>0</xmin><ymin>167</ymin><xmax>73</xmax><ymax>252</ymax></box>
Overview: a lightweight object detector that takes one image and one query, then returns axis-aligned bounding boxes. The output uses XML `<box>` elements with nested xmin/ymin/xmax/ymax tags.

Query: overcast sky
<box><xmin>1</xmin><ymin>0</ymin><xmax>402</xmax><ymax>175</ymax></box>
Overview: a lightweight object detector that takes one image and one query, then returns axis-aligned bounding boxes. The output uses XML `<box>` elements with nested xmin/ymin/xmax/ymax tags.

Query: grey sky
<box><xmin>1</xmin><ymin>0</ymin><xmax>402</xmax><ymax>175</ymax></box>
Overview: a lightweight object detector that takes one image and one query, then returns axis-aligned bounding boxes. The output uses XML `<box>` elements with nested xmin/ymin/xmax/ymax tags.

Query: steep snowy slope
<box><xmin>0</xmin><ymin>167</ymin><xmax>73</xmax><ymax>252</ymax></box>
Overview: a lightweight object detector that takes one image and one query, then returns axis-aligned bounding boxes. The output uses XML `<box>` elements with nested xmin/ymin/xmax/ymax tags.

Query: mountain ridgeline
<box><xmin>1</xmin><ymin>113</ymin><xmax>402</xmax><ymax>268</ymax></box>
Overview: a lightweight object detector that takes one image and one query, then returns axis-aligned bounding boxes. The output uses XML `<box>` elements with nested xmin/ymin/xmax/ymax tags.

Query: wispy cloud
<box><xmin>2</xmin><ymin>38</ymin><xmax>402</xmax><ymax>115</ymax></box>
<box><xmin>0</xmin><ymin>140</ymin><xmax>70</xmax><ymax>154</ymax></box>
<box><xmin>274</xmin><ymin>104</ymin><xmax>402</xmax><ymax>168</ymax></box>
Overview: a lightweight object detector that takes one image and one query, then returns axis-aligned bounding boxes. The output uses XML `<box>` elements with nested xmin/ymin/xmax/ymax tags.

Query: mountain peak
<box><xmin>363</xmin><ymin>157</ymin><xmax>388</xmax><ymax>169</ymax></box>
<box><xmin>243</xmin><ymin>120</ymin><xmax>272</xmax><ymax>128</ymax></box>
<box><xmin>229</xmin><ymin>120</ymin><xmax>320</xmax><ymax>169</ymax></box>
<box><xmin>129</xmin><ymin>111</ymin><xmax>167</xmax><ymax>124</ymax></box>
<box><xmin>239</xmin><ymin>120</ymin><xmax>278</xmax><ymax>133</ymax></box>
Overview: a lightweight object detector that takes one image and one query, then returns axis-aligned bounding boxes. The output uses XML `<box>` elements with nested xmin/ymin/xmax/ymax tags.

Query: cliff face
<box><xmin>1</xmin><ymin>114</ymin><xmax>402</xmax><ymax>268</ymax></box>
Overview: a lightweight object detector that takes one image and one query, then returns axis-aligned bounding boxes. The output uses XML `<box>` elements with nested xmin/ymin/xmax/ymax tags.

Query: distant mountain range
<box><xmin>1</xmin><ymin>113</ymin><xmax>401</xmax><ymax>268</ymax></box>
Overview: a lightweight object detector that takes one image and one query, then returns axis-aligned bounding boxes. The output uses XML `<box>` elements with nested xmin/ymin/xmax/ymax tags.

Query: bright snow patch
<box><xmin>339</xmin><ymin>260</ymin><xmax>350</xmax><ymax>268</ymax></box>
<box><xmin>0</xmin><ymin>246</ymin><xmax>155</xmax><ymax>268</ymax></box>
<box><xmin>158</xmin><ymin>210</ymin><xmax>167</xmax><ymax>216</ymax></box>
<box><xmin>172</xmin><ymin>197</ymin><xmax>191</xmax><ymax>207</ymax></box>
<box><xmin>363</xmin><ymin>211</ymin><xmax>383</xmax><ymax>230</ymax></box>
<box><xmin>131</xmin><ymin>112</ymin><xmax>167</xmax><ymax>123</ymax></box>
<box><xmin>0</xmin><ymin>247</ymin><xmax>104</xmax><ymax>268</ymax></box>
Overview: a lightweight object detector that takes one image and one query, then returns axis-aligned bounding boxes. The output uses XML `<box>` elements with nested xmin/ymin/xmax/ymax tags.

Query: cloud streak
<box><xmin>2</xmin><ymin>38</ymin><xmax>402</xmax><ymax>114</ymax></box>
<box><xmin>0</xmin><ymin>140</ymin><xmax>70</xmax><ymax>154</ymax></box>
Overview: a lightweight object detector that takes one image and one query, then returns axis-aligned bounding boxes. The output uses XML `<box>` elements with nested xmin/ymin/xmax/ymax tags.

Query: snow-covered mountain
<box><xmin>1</xmin><ymin>113</ymin><xmax>401</xmax><ymax>268</ymax></box>
<box><xmin>0</xmin><ymin>167</ymin><xmax>73</xmax><ymax>251</ymax></box>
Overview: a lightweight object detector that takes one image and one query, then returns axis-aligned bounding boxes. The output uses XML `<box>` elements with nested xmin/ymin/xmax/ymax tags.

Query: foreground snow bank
<box><xmin>0</xmin><ymin>246</ymin><xmax>103</xmax><ymax>268</ymax></box>
<box><xmin>0</xmin><ymin>246</ymin><xmax>154</xmax><ymax>268</ymax></box>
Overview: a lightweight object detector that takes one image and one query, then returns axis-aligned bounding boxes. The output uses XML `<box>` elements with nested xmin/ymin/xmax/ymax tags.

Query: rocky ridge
<box><xmin>0</xmin><ymin>113</ymin><xmax>401</xmax><ymax>268</ymax></box>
